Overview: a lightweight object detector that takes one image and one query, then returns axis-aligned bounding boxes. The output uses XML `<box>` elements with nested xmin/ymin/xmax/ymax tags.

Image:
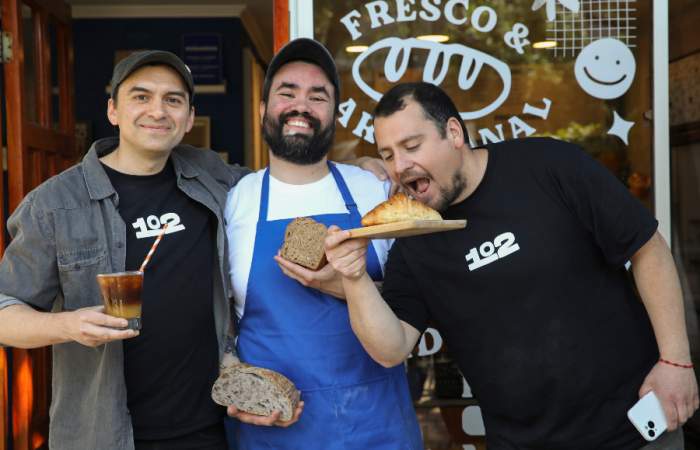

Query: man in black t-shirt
<box><xmin>325</xmin><ymin>82</ymin><xmax>698</xmax><ymax>449</ymax></box>
<box><xmin>0</xmin><ymin>51</ymin><xmax>247</xmax><ymax>449</ymax></box>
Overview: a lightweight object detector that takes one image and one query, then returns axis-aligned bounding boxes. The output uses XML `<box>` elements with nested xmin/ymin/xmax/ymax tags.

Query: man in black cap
<box><xmin>0</xmin><ymin>50</ymin><xmax>247</xmax><ymax>449</ymax></box>
<box><xmin>222</xmin><ymin>38</ymin><xmax>423</xmax><ymax>450</ymax></box>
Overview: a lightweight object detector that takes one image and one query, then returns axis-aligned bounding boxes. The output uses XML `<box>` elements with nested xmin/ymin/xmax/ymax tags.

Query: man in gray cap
<box><xmin>0</xmin><ymin>50</ymin><xmax>246</xmax><ymax>449</ymax></box>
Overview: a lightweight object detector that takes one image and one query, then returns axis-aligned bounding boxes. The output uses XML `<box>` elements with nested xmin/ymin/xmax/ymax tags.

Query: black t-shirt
<box><xmin>103</xmin><ymin>160</ymin><xmax>223</xmax><ymax>440</ymax></box>
<box><xmin>383</xmin><ymin>137</ymin><xmax>658</xmax><ymax>449</ymax></box>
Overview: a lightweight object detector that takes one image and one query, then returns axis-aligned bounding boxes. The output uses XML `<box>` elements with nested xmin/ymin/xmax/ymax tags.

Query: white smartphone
<box><xmin>627</xmin><ymin>391</ymin><xmax>668</xmax><ymax>441</ymax></box>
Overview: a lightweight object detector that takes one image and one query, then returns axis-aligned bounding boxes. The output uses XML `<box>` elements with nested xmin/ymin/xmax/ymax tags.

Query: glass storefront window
<box><xmin>304</xmin><ymin>1</ymin><xmax>658</xmax><ymax>447</ymax></box>
<box><xmin>314</xmin><ymin>0</ymin><xmax>654</xmax><ymax>208</ymax></box>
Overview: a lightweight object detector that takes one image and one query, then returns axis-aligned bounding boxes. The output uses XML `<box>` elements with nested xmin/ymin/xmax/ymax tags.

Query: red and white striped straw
<box><xmin>138</xmin><ymin>223</ymin><xmax>169</xmax><ymax>272</ymax></box>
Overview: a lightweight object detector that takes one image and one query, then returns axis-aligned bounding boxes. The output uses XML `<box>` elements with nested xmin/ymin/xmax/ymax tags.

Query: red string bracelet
<box><xmin>659</xmin><ymin>358</ymin><xmax>694</xmax><ymax>369</ymax></box>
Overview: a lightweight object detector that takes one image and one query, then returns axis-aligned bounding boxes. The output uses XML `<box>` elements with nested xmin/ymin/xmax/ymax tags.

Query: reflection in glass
<box><xmin>315</xmin><ymin>0</ymin><xmax>653</xmax><ymax>210</ymax></box>
<box><xmin>21</xmin><ymin>3</ymin><xmax>38</xmax><ymax>123</ymax></box>
<box><xmin>672</xmin><ymin>141</ymin><xmax>700</xmax><ymax>352</ymax></box>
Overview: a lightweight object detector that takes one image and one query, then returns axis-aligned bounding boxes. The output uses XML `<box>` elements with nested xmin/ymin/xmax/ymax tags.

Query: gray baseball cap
<box><xmin>110</xmin><ymin>50</ymin><xmax>195</xmax><ymax>103</ymax></box>
<box><xmin>264</xmin><ymin>38</ymin><xmax>340</xmax><ymax>113</ymax></box>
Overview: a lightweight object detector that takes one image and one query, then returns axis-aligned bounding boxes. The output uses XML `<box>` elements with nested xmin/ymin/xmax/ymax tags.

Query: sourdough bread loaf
<box><xmin>211</xmin><ymin>363</ymin><xmax>300</xmax><ymax>421</ymax></box>
<box><xmin>280</xmin><ymin>217</ymin><xmax>328</xmax><ymax>270</ymax></box>
<box><xmin>361</xmin><ymin>192</ymin><xmax>442</xmax><ymax>226</ymax></box>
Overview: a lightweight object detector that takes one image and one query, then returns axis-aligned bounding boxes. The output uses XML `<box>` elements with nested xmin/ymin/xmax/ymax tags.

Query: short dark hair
<box><xmin>374</xmin><ymin>82</ymin><xmax>468</xmax><ymax>140</ymax></box>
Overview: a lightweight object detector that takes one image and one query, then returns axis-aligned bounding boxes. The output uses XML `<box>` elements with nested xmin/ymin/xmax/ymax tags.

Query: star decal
<box><xmin>607</xmin><ymin>110</ymin><xmax>635</xmax><ymax>145</ymax></box>
<box><xmin>531</xmin><ymin>0</ymin><xmax>580</xmax><ymax>21</ymax></box>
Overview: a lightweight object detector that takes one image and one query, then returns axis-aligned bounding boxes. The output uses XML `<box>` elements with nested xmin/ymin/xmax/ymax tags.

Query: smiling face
<box><xmin>107</xmin><ymin>65</ymin><xmax>194</xmax><ymax>156</ymax></box>
<box><xmin>574</xmin><ymin>38</ymin><xmax>636</xmax><ymax>100</ymax></box>
<box><xmin>374</xmin><ymin>100</ymin><xmax>467</xmax><ymax>212</ymax></box>
<box><xmin>261</xmin><ymin>61</ymin><xmax>336</xmax><ymax>165</ymax></box>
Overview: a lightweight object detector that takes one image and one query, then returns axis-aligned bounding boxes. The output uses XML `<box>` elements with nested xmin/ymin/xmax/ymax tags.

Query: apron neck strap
<box><xmin>259</xmin><ymin>168</ymin><xmax>271</xmax><ymax>222</ymax></box>
<box><xmin>327</xmin><ymin>162</ymin><xmax>360</xmax><ymax>218</ymax></box>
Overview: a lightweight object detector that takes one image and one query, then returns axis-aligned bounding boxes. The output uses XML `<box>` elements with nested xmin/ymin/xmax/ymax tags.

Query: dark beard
<box><xmin>263</xmin><ymin>110</ymin><xmax>335</xmax><ymax>165</ymax></box>
<box><xmin>435</xmin><ymin>170</ymin><xmax>467</xmax><ymax>212</ymax></box>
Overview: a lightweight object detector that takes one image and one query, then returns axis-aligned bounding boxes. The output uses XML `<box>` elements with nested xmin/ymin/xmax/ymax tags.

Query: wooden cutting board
<box><xmin>346</xmin><ymin>220</ymin><xmax>467</xmax><ymax>239</ymax></box>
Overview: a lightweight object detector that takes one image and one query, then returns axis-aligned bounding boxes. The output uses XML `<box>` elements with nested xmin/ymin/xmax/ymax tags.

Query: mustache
<box><xmin>399</xmin><ymin>169</ymin><xmax>429</xmax><ymax>184</ymax></box>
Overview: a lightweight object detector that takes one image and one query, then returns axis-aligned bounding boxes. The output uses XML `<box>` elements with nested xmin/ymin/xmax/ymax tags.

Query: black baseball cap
<box><xmin>264</xmin><ymin>38</ymin><xmax>340</xmax><ymax>113</ymax></box>
<box><xmin>110</xmin><ymin>50</ymin><xmax>195</xmax><ymax>103</ymax></box>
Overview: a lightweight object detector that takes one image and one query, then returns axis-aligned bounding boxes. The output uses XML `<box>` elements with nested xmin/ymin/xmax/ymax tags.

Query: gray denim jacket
<box><xmin>0</xmin><ymin>137</ymin><xmax>248</xmax><ymax>450</ymax></box>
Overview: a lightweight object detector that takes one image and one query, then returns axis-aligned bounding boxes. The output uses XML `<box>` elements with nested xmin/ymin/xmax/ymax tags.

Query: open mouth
<box><xmin>583</xmin><ymin>67</ymin><xmax>627</xmax><ymax>86</ymax></box>
<box><xmin>284</xmin><ymin>118</ymin><xmax>312</xmax><ymax>135</ymax></box>
<box><xmin>404</xmin><ymin>177</ymin><xmax>431</xmax><ymax>197</ymax></box>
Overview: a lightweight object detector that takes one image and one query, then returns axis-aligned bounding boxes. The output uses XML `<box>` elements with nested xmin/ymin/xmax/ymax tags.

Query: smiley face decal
<box><xmin>575</xmin><ymin>38</ymin><xmax>636</xmax><ymax>100</ymax></box>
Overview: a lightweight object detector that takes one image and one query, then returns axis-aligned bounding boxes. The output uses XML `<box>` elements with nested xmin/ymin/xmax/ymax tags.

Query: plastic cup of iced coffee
<box><xmin>96</xmin><ymin>271</ymin><xmax>143</xmax><ymax>330</ymax></box>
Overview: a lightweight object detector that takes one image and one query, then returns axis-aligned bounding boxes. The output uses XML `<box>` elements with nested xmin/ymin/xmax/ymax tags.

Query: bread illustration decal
<box><xmin>361</xmin><ymin>192</ymin><xmax>442</xmax><ymax>227</ymax></box>
<box><xmin>280</xmin><ymin>217</ymin><xmax>328</xmax><ymax>270</ymax></box>
<box><xmin>212</xmin><ymin>363</ymin><xmax>300</xmax><ymax>421</ymax></box>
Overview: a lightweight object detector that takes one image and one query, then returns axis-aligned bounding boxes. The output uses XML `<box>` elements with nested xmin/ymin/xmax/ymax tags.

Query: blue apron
<box><xmin>231</xmin><ymin>163</ymin><xmax>422</xmax><ymax>449</ymax></box>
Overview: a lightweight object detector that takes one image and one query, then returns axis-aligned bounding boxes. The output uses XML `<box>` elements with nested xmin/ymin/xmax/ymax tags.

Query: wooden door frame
<box><xmin>273</xmin><ymin>0</ymin><xmax>288</xmax><ymax>52</ymax></box>
<box><xmin>1</xmin><ymin>1</ymin><xmax>75</xmax><ymax>449</ymax></box>
<box><xmin>3</xmin><ymin>0</ymin><xmax>73</xmax><ymax>212</ymax></box>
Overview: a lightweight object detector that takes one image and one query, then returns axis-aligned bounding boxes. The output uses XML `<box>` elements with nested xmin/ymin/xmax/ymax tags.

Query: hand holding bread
<box><xmin>212</xmin><ymin>363</ymin><xmax>303</xmax><ymax>427</ymax></box>
<box><xmin>325</xmin><ymin>225</ymin><xmax>370</xmax><ymax>281</ymax></box>
<box><xmin>275</xmin><ymin>251</ymin><xmax>346</xmax><ymax>299</ymax></box>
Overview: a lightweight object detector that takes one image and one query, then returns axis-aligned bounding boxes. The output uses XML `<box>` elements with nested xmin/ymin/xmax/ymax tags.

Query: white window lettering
<box><xmin>462</xmin><ymin>377</ymin><xmax>473</xmax><ymax>398</ymax></box>
<box><xmin>471</xmin><ymin>6</ymin><xmax>497</xmax><ymax>33</ymax></box>
<box><xmin>351</xmin><ymin>37</ymin><xmax>512</xmax><ymax>120</ymax></box>
<box><xmin>418</xmin><ymin>0</ymin><xmax>442</xmax><ymax>21</ymax></box>
<box><xmin>365</xmin><ymin>0</ymin><xmax>395</xmax><ymax>29</ymax></box>
<box><xmin>340</xmin><ymin>9</ymin><xmax>363</xmax><ymax>40</ymax></box>
<box><xmin>396</xmin><ymin>0</ymin><xmax>417</xmax><ymax>22</ymax></box>
<box><xmin>337</xmin><ymin>98</ymin><xmax>357</xmax><ymax>128</ymax></box>
<box><xmin>417</xmin><ymin>327</ymin><xmax>443</xmax><ymax>356</ymax></box>
<box><xmin>352</xmin><ymin>111</ymin><xmax>375</xmax><ymax>143</ymax></box>
<box><xmin>462</xmin><ymin>405</ymin><xmax>486</xmax><ymax>436</ymax></box>
<box><xmin>478</xmin><ymin>123</ymin><xmax>505</xmax><ymax>144</ymax></box>
<box><xmin>444</xmin><ymin>0</ymin><xmax>468</xmax><ymax>25</ymax></box>
<box><xmin>508</xmin><ymin>116</ymin><xmax>536</xmax><ymax>138</ymax></box>
<box><xmin>523</xmin><ymin>97</ymin><xmax>552</xmax><ymax>119</ymax></box>
<box><xmin>465</xmin><ymin>232</ymin><xmax>520</xmax><ymax>271</ymax></box>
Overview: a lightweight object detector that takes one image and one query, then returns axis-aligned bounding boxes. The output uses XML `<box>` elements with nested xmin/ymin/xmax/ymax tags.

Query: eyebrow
<box><xmin>128</xmin><ymin>86</ymin><xmax>187</xmax><ymax>99</ymax></box>
<box><xmin>275</xmin><ymin>82</ymin><xmax>299</xmax><ymax>92</ymax></box>
<box><xmin>310</xmin><ymin>86</ymin><xmax>330</xmax><ymax>97</ymax></box>
<box><xmin>275</xmin><ymin>82</ymin><xmax>330</xmax><ymax>98</ymax></box>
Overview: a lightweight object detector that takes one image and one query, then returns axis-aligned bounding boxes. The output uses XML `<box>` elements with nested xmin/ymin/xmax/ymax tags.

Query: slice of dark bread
<box><xmin>280</xmin><ymin>217</ymin><xmax>328</xmax><ymax>270</ymax></box>
<box><xmin>211</xmin><ymin>363</ymin><xmax>300</xmax><ymax>421</ymax></box>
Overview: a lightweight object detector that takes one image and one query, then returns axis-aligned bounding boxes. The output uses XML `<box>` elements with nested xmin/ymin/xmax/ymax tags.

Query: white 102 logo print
<box><xmin>465</xmin><ymin>232</ymin><xmax>520</xmax><ymax>271</ymax></box>
<box><xmin>132</xmin><ymin>213</ymin><xmax>185</xmax><ymax>239</ymax></box>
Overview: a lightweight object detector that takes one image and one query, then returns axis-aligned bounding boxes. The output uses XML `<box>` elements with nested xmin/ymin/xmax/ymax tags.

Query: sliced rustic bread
<box><xmin>361</xmin><ymin>192</ymin><xmax>442</xmax><ymax>226</ymax></box>
<box><xmin>280</xmin><ymin>217</ymin><xmax>328</xmax><ymax>270</ymax></box>
<box><xmin>211</xmin><ymin>363</ymin><xmax>300</xmax><ymax>421</ymax></box>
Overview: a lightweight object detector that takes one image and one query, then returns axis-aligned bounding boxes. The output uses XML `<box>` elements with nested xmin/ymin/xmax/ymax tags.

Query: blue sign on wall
<box><xmin>182</xmin><ymin>33</ymin><xmax>224</xmax><ymax>85</ymax></box>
